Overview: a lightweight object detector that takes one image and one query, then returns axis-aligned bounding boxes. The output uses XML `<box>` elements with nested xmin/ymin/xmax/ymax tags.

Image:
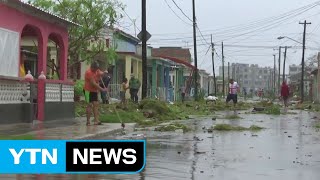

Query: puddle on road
<box><xmin>3</xmin><ymin>110</ymin><xmax>320</xmax><ymax>180</ymax></box>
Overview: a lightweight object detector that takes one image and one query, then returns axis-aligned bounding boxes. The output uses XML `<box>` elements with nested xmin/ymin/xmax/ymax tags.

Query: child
<box><xmin>179</xmin><ymin>85</ymin><xmax>186</xmax><ymax>103</ymax></box>
<box><xmin>120</xmin><ymin>78</ymin><xmax>129</xmax><ymax>109</ymax></box>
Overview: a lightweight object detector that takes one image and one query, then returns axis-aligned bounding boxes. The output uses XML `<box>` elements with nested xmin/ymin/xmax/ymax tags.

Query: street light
<box><xmin>277</xmin><ymin>36</ymin><xmax>302</xmax><ymax>45</ymax></box>
<box><xmin>278</xmin><ymin>35</ymin><xmax>305</xmax><ymax>102</ymax></box>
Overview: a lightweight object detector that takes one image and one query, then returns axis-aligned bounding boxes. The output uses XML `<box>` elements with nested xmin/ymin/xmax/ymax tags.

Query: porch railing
<box><xmin>0</xmin><ymin>78</ymin><xmax>29</xmax><ymax>104</ymax></box>
<box><xmin>45</xmin><ymin>80</ymin><xmax>74</xmax><ymax>102</ymax></box>
<box><xmin>109</xmin><ymin>84</ymin><xmax>121</xmax><ymax>99</ymax></box>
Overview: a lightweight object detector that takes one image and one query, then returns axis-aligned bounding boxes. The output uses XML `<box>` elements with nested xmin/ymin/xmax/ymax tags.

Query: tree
<box><xmin>31</xmin><ymin>0</ymin><xmax>124</xmax><ymax>79</ymax></box>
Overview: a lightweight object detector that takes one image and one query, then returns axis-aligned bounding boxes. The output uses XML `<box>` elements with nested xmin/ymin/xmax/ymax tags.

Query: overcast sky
<box><xmin>119</xmin><ymin>0</ymin><xmax>320</xmax><ymax>75</ymax></box>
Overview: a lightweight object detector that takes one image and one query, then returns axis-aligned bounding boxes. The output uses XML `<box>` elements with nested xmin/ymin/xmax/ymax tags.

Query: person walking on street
<box><xmin>129</xmin><ymin>74</ymin><xmax>141</xmax><ymax>103</ymax></box>
<box><xmin>83</xmin><ymin>61</ymin><xmax>107</xmax><ymax>126</ymax></box>
<box><xmin>281</xmin><ymin>81</ymin><xmax>290</xmax><ymax>108</ymax></box>
<box><xmin>99</xmin><ymin>70</ymin><xmax>111</xmax><ymax>104</ymax></box>
<box><xmin>226</xmin><ymin>79</ymin><xmax>240</xmax><ymax>108</ymax></box>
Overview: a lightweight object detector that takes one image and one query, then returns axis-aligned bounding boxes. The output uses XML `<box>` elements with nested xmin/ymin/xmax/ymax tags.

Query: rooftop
<box><xmin>1</xmin><ymin>0</ymin><xmax>78</xmax><ymax>27</ymax></box>
<box><xmin>152</xmin><ymin>47</ymin><xmax>192</xmax><ymax>62</ymax></box>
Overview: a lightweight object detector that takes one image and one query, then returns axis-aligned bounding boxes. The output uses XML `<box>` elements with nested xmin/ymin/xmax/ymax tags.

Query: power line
<box><xmin>196</xmin><ymin>25</ymin><xmax>210</xmax><ymax>45</ymax></box>
<box><xmin>171</xmin><ymin>0</ymin><xmax>193</xmax><ymax>22</ymax></box>
<box><xmin>163</xmin><ymin>0</ymin><xmax>192</xmax><ymax>26</ymax></box>
<box><xmin>218</xmin><ymin>3</ymin><xmax>319</xmax><ymax>43</ymax></box>
<box><xmin>121</xmin><ymin>8</ymin><xmax>140</xmax><ymax>33</ymax></box>
<box><xmin>152</xmin><ymin>1</ymin><xmax>320</xmax><ymax>38</ymax></box>
<box><xmin>202</xmin><ymin>1</ymin><xmax>320</xmax><ymax>37</ymax></box>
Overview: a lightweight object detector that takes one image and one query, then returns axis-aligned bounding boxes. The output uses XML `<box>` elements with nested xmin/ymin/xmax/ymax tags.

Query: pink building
<box><xmin>0</xmin><ymin>0</ymin><xmax>76</xmax><ymax>123</ymax></box>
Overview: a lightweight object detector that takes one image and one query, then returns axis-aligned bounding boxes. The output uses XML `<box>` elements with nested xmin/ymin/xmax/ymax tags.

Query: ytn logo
<box><xmin>9</xmin><ymin>148</ymin><xmax>58</xmax><ymax>165</ymax></box>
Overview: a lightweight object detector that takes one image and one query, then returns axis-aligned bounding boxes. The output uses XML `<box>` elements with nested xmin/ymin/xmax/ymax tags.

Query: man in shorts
<box><xmin>226</xmin><ymin>79</ymin><xmax>240</xmax><ymax>108</ymax></box>
<box><xmin>83</xmin><ymin>61</ymin><xmax>107</xmax><ymax>126</ymax></box>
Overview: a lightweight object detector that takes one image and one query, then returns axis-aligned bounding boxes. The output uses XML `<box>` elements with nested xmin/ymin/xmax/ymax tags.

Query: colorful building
<box><xmin>0</xmin><ymin>0</ymin><xmax>76</xmax><ymax>123</ymax></box>
<box><xmin>81</xmin><ymin>27</ymin><xmax>142</xmax><ymax>100</ymax></box>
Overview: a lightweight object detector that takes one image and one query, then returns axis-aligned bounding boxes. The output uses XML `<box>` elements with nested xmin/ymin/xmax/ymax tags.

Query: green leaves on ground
<box><xmin>264</xmin><ymin>105</ymin><xmax>281</xmax><ymax>115</ymax></box>
<box><xmin>155</xmin><ymin>123</ymin><xmax>190</xmax><ymax>133</ymax></box>
<box><xmin>0</xmin><ymin>134</ymin><xmax>34</xmax><ymax>140</ymax></box>
<box><xmin>212</xmin><ymin>124</ymin><xmax>264</xmax><ymax>131</ymax></box>
<box><xmin>75</xmin><ymin>99</ymin><xmax>254</xmax><ymax>127</ymax></box>
<box><xmin>224</xmin><ymin>114</ymin><xmax>242</xmax><ymax>119</ymax></box>
<box><xmin>253</xmin><ymin>101</ymin><xmax>281</xmax><ymax>115</ymax></box>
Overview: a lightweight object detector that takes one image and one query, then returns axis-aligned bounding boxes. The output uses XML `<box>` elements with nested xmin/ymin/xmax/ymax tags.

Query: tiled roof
<box><xmin>152</xmin><ymin>47</ymin><xmax>192</xmax><ymax>62</ymax></box>
<box><xmin>3</xmin><ymin>0</ymin><xmax>79</xmax><ymax>26</ymax></box>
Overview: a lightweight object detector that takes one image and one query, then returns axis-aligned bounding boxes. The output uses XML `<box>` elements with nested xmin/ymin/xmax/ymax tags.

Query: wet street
<box><xmin>2</xmin><ymin>109</ymin><xmax>320</xmax><ymax>180</ymax></box>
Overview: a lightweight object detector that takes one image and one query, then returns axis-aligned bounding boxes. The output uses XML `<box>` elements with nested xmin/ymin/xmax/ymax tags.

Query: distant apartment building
<box><xmin>220</xmin><ymin>63</ymin><xmax>274</xmax><ymax>92</ymax></box>
<box><xmin>289</xmin><ymin>64</ymin><xmax>301</xmax><ymax>76</ymax></box>
<box><xmin>218</xmin><ymin>66</ymin><xmax>229</xmax><ymax>78</ymax></box>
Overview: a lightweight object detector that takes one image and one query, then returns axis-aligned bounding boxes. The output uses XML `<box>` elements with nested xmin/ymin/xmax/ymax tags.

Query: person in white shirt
<box><xmin>226</xmin><ymin>79</ymin><xmax>240</xmax><ymax>107</ymax></box>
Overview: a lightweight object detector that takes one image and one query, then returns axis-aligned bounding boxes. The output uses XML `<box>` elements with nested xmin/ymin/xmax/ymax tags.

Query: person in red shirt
<box><xmin>281</xmin><ymin>81</ymin><xmax>290</xmax><ymax>107</ymax></box>
<box><xmin>83</xmin><ymin>61</ymin><xmax>107</xmax><ymax>126</ymax></box>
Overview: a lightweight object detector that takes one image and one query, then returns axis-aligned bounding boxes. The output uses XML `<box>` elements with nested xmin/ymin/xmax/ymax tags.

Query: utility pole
<box><xmin>273</xmin><ymin>54</ymin><xmax>276</xmax><ymax>95</ymax></box>
<box><xmin>299</xmin><ymin>20</ymin><xmax>311</xmax><ymax>102</ymax></box>
<box><xmin>222</xmin><ymin>41</ymin><xmax>225</xmax><ymax>97</ymax></box>
<box><xmin>192</xmin><ymin>0</ymin><xmax>199</xmax><ymax>100</ymax></box>
<box><xmin>141</xmin><ymin>0</ymin><xmax>147</xmax><ymax>99</ymax></box>
<box><xmin>228</xmin><ymin>62</ymin><xmax>230</xmax><ymax>82</ymax></box>
<box><xmin>133</xmin><ymin>19</ymin><xmax>137</xmax><ymax>37</ymax></box>
<box><xmin>269</xmin><ymin>69</ymin><xmax>272</xmax><ymax>92</ymax></box>
<box><xmin>317</xmin><ymin>52</ymin><xmax>320</xmax><ymax>102</ymax></box>
<box><xmin>232</xmin><ymin>64</ymin><xmax>235</xmax><ymax>79</ymax></box>
<box><xmin>211</xmin><ymin>35</ymin><xmax>217</xmax><ymax>96</ymax></box>
<box><xmin>278</xmin><ymin>47</ymin><xmax>281</xmax><ymax>95</ymax></box>
<box><xmin>283</xmin><ymin>46</ymin><xmax>288</xmax><ymax>82</ymax></box>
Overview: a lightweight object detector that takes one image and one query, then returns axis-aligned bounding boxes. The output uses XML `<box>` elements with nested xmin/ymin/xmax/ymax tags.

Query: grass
<box><xmin>265</xmin><ymin>105</ymin><xmax>281</xmax><ymax>115</ymax></box>
<box><xmin>155</xmin><ymin>123</ymin><xmax>191</xmax><ymax>133</ymax></box>
<box><xmin>254</xmin><ymin>100</ymin><xmax>274</xmax><ymax>107</ymax></box>
<box><xmin>282</xmin><ymin>111</ymin><xmax>298</xmax><ymax>115</ymax></box>
<box><xmin>74</xmin><ymin>99</ymin><xmax>253</xmax><ymax>127</ymax></box>
<box><xmin>212</xmin><ymin>124</ymin><xmax>264</xmax><ymax>131</ymax></box>
<box><xmin>224</xmin><ymin>114</ymin><xmax>242</xmax><ymax>119</ymax></box>
<box><xmin>253</xmin><ymin>102</ymin><xmax>281</xmax><ymax>115</ymax></box>
<box><xmin>315</xmin><ymin>124</ymin><xmax>320</xmax><ymax>128</ymax></box>
<box><xmin>0</xmin><ymin>134</ymin><xmax>34</xmax><ymax>140</ymax></box>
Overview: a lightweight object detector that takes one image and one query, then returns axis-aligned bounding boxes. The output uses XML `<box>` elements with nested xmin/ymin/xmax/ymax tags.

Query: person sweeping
<box><xmin>100</xmin><ymin>75</ymin><xmax>126</xmax><ymax>129</ymax></box>
<box><xmin>83</xmin><ymin>61</ymin><xmax>107</xmax><ymax>126</ymax></box>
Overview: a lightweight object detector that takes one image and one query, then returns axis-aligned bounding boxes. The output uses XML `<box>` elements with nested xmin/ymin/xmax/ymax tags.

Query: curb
<box><xmin>75</xmin><ymin>123</ymin><xmax>137</xmax><ymax>140</ymax></box>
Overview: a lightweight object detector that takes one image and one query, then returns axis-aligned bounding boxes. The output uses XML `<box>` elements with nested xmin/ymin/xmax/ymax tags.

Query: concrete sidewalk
<box><xmin>0</xmin><ymin>118</ymin><xmax>136</xmax><ymax>140</ymax></box>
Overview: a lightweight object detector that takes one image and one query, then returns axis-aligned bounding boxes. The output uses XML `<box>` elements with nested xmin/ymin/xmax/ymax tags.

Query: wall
<box><xmin>136</xmin><ymin>45</ymin><xmax>152</xmax><ymax>57</ymax></box>
<box><xmin>114</xmin><ymin>37</ymin><xmax>137</xmax><ymax>53</ymax></box>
